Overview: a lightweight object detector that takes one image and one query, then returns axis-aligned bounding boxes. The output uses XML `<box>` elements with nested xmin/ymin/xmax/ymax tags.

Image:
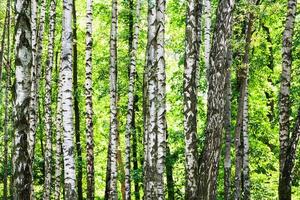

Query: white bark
<box><xmin>61</xmin><ymin>0</ymin><xmax>77</xmax><ymax>198</ymax></box>
<box><xmin>109</xmin><ymin>0</ymin><xmax>118</xmax><ymax>199</ymax></box>
<box><xmin>43</xmin><ymin>0</ymin><xmax>56</xmax><ymax>199</ymax></box>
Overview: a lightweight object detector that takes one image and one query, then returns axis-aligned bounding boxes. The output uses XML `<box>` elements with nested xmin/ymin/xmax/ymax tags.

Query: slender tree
<box><xmin>85</xmin><ymin>0</ymin><xmax>95</xmax><ymax>198</ymax></box>
<box><xmin>71</xmin><ymin>0</ymin><xmax>84</xmax><ymax>198</ymax></box>
<box><xmin>108</xmin><ymin>0</ymin><xmax>119</xmax><ymax>198</ymax></box>
<box><xmin>156</xmin><ymin>0</ymin><xmax>167</xmax><ymax>198</ymax></box>
<box><xmin>198</xmin><ymin>0</ymin><xmax>235</xmax><ymax>198</ymax></box>
<box><xmin>204</xmin><ymin>0</ymin><xmax>211</xmax><ymax>75</ymax></box>
<box><xmin>29</xmin><ymin>0</ymin><xmax>38</xmax><ymax>164</ymax></box>
<box><xmin>43</xmin><ymin>0</ymin><xmax>56</xmax><ymax>198</ymax></box>
<box><xmin>13</xmin><ymin>0</ymin><xmax>33</xmax><ymax>197</ymax></box>
<box><xmin>278</xmin><ymin>0</ymin><xmax>297</xmax><ymax>199</ymax></box>
<box><xmin>61</xmin><ymin>0</ymin><xmax>77</xmax><ymax>197</ymax></box>
<box><xmin>144</xmin><ymin>0</ymin><xmax>157</xmax><ymax>198</ymax></box>
<box><xmin>183</xmin><ymin>0</ymin><xmax>202</xmax><ymax>198</ymax></box>
<box><xmin>55</xmin><ymin>71</ymin><xmax>63</xmax><ymax>200</ymax></box>
<box><xmin>125</xmin><ymin>0</ymin><xmax>141</xmax><ymax>199</ymax></box>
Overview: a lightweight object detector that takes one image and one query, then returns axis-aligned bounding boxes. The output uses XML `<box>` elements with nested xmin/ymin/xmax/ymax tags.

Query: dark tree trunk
<box><xmin>72</xmin><ymin>1</ymin><xmax>83</xmax><ymax>199</ymax></box>
<box><xmin>278</xmin><ymin>0</ymin><xmax>297</xmax><ymax>199</ymax></box>
<box><xmin>198</xmin><ymin>0</ymin><xmax>235</xmax><ymax>198</ymax></box>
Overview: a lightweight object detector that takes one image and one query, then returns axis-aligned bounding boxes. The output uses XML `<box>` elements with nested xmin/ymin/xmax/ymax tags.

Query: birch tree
<box><xmin>61</xmin><ymin>0</ymin><xmax>77</xmax><ymax>197</ymax></box>
<box><xmin>85</xmin><ymin>0</ymin><xmax>95</xmax><ymax>198</ymax></box>
<box><xmin>125</xmin><ymin>0</ymin><xmax>141</xmax><ymax>199</ymax></box>
<box><xmin>144</xmin><ymin>0</ymin><xmax>157</xmax><ymax>198</ymax></box>
<box><xmin>183</xmin><ymin>0</ymin><xmax>202</xmax><ymax>198</ymax></box>
<box><xmin>108</xmin><ymin>0</ymin><xmax>119</xmax><ymax>198</ymax></box>
<box><xmin>156</xmin><ymin>0</ymin><xmax>166</xmax><ymax>198</ymax></box>
<box><xmin>234</xmin><ymin>2</ymin><xmax>255</xmax><ymax>198</ymax></box>
<box><xmin>13</xmin><ymin>0</ymin><xmax>33</xmax><ymax>197</ymax></box>
<box><xmin>43</xmin><ymin>0</ymin><xmax>56</xmax><ymax>198</ymax></box>
<box><xmin>198</xmin><ymin>0</ymin><xmax>235</xmax><ymax>198</ymax></box>
<box><xmin>279</xmin><ymin>0</ymin><xmax>298</xmax><ymax>199</ymax></box>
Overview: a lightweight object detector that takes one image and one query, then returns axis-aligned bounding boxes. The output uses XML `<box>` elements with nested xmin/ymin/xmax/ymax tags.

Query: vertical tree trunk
<box><xmin>61</xmin><ymin>0</ymin><xmax>77</xmax><ymax>197</ymax></box>
<box><xmin>204</xmin><ymin>0</ymin><xmax>211</xmax><ymax>75</ymax></box>
<box><xmin>3</xmin><ymin>0</ymin><xmax>11</xmax><ymax>198</ymax></box>
<box><xmin>144</xmin><ymin>0</ymin><xmax>157</xmax><ymax>198</ymax></box>
<box><xmin>224</xmin><ymin>50</ymin><xmax>232</xmax><ymax>200</ymax></box>
<box><xmin>29</xmin><ymin>0</ymin><xmax>38</xmax><ymax>166</ymax></box>
<box><xmin>71</xmin><ymin>1</ymin><xmax>83</xmax><ymax>199</ymax></box>
<box><xmin>85</xmin><ymin>0</ymin><xmax>95</xmax><ymax>198</ymax></box>
<box><xmin>278</xmin><ymin>0</ymin><xmax>297</xmax><ymax>199</ymax></box>
<box><xmin>104</xmin><ymin>134</ymin><xmax>112</xmax><ymax>200</ymax></box>
<box><xmin>166</xmin><ymin>141</ymin><xmax>175</xmax><ymax>200</ymax></box>
<box><xmin>198</xmin><ymin>0</ymin><xmax>235</xmax><ymax>198</ymax></box>
<box><xmin>156</xmin><ymin>0</ymin><xmax>167</xmax><ymax>198</ymax></box>
<box><xmin>125</xmin><ymin>0</ymin><xmax>141</xmax><ymax>199</ymax></box>
<box><xmin>184</xmin><ymin>0</ymin><xmax>201</xmax><ymax>199</ymax></box>
<box><xmin>54</xmin><ymin>51</ymin><xmax>63</xmax><ymax>200</ymax></box>
<box><xmin>43</xmin><ymin>0</ymin><xmax>56</xmax><ymax>199</ymax></box>
<box><xmin>109</xmin><ymin>0</ymin><xmax>119</xmax><ymax>198</ymax></box>
<box><xmin>132</xmin><ymin>98</ymin><xmax>140</xmax><ymax>200</ymax></box>
<box><xmin>13</xmin><ymin>0</ymin><xmax>33</xmax><ymax>197</ymax></box>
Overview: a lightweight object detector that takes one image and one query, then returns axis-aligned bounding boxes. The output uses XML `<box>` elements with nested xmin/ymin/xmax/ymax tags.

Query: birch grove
<box><xmin>1</xmin><ymin>0</ymin><xmax>300</xmax><ymax>199</ymax></box>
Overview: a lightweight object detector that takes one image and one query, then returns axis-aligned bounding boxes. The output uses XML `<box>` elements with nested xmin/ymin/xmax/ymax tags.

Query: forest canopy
<box><xmin>0</xmin><ymin>0</ymin><xmax>300</xmax><ymax>199</ymax></box>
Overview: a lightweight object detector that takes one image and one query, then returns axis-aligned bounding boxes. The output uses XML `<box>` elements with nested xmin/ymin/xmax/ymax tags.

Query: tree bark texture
<box><xmin>61</xmin><ymin>0</ymin><xmax>77</xmax><ymax>198</ymax></box>
<box><xmin>198</xmin><ymin>0</ymin><xmax>235</xmax><ymax>198</ymax></box>
<box><xmin>13</xmin><ymin>0</ymin><xmax>33</xmax><ymax>198</ymax></box>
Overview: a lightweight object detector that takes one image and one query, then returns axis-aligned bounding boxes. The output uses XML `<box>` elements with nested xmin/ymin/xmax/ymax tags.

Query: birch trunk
<box><xmin>43</xmin><ymin>0</ymin><xmax>56</xmax><ymax>198</ymax></box>
<box><xmin>54</xmin><ymin>51</ymin><xmax>63</xmax><ymax>200</ymax></box>
<box><xmin>61</xmin><ymin>0</ymin><xmax>77</xmax><ymax>197</ymax></box>
<box><xmin>29</xmin><ymin>0</ymin><xmax>37</xmax><ymax>164</ymax></box>
<box><xmin>13</xmin><ymin>0</ymin><xmax>33</xmax><ymax>197</ymax></box>
<box><xmin>125</xmin><ymin>0</ymin><xmax>141</xmax><ymax>199</ymax></box>
<box><xmin>144</xmin><ymin>0</ymin><xmax>157</xmax><ymax>198</ymax></box>
<box><xmin>85</xmin><ymin>0</ymin><xmax>95</xmax><ymax>198</ymax></box>
<box><xmin>156</xmin><ymin>0</ymin><xmax>166</xmax><ymax>198</ymax></box>
<box><xmin>109</xmin><ymin>0</ymin><xmax>119</xmax><ymax>198</ymax></box>
<box><xmin>184</xmin><ymin>0</ymin><xmax>201</xmax><ymax>198</ymax></box>
<box><xmin>198</xmin><ymin>0</ymin><xmax>235</xmax><ymax>198</ymax></box>
<box><xmin>278</xmin><ymin>0</ymin><xmax>297</xmax><ymax>199</ymax></box>
<box><xmin>204</xmin><ymin>0</ymin><xmax>211</xmax><ymax>75</ymax></box>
